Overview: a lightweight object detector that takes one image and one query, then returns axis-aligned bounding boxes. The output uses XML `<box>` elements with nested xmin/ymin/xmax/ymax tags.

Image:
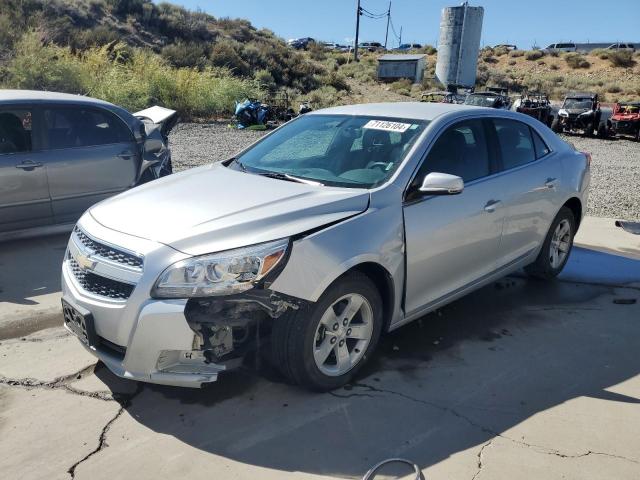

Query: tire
<box><xmin>583</xmin><ymin>122</ymin><xmax>594</xmax><ymax>137</ymax></box>
<box><xmin>597</xmin><ymin>123</ymin><xmax>607</xmax><ymax>139</ymax></box>
<box><xmin>271</xmin><ymin>272</ymin><xmax>383</xmax><ymax>391</ymax></box>
<box><xmin>525</xmin><ymin>206</ymin><xmax>576</xmax><ymax>280</ymax></box>
<box><xmin>551</xmin><ymin>117</ymin><xmax>562</xmax><ymax>133</ymax></box>
<box><xmin>635</xmin><ymin>128</ymin><xmax>640</xmax><ymax>142</ymax></box>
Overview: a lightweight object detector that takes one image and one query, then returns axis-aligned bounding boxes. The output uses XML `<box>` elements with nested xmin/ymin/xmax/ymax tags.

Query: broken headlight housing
<box><xmin>151</xmin><ymin>238</ymin><xmax>289</xmax><ymax>298</ymax></box>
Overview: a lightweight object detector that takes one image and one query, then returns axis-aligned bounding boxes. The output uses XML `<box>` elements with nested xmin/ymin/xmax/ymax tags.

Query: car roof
<box><xmin>309</xmin><ymin>102</ymin><xmax>478</xmax><ymax>121</ymax></box>
<box><xmin>0</xmin><ymin>89</ymin><xmax>116</xmax><ymax>107</ymax></box>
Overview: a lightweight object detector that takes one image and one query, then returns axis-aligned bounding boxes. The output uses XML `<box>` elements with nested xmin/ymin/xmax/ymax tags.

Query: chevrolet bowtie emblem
<box><xmin>76</xmin><ymin>251</ymin><xmax>97</xmax><ymax>271</ymax></box>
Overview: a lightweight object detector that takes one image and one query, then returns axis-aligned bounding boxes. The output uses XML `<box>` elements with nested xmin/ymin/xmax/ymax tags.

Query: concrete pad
<box><xmin>62</xmin><ymin>281</ymin><xmax>640</xmax><ymax>480</ymax></box>
<box><xmin>0</xmin><ymin>327</ymin><xmax>96</xmax><ymax>383</ymax></box>
<box><xmin>575</xmin><ymin>216</ymin><xmax>640</xmax><ymax>260</ymax></box>
<box><xmin>0</xmin><ymin>234</ymin><xmax>68</xmax><ymax>340</ymax></box>
<box><xmin>0</xmin><ymin>385</ymin><xmax>121</xmax><ymax>480</ymax></box>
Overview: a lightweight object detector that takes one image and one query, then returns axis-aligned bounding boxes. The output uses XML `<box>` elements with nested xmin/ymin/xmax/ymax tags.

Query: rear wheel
<box><xmin>271</xmin><ymin>272</ymin><xmax>382</xmax><ymax>391</ymax></box>
<box><xmin>525</xmin><ymin>206</ymin><xmax>576</xmax><ymax>280</ymax></box>
<box><xmin>551</xmin><ymin>117</ymin><xmax>562</xmax><ymax>133</ymax></box>
<box><xmin>584</xmin><ymin>121</ymin><xmax>594</xmax><ymax>137</ymax></box>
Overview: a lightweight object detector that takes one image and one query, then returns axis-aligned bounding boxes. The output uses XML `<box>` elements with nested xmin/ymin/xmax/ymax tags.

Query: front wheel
<box><xmin>271</xmin><ymin>272</ymin><xmax>383</xmax><ymax>391</ymax></box>
<box><xmin>525</xmin><ymin>206</ymin><xmax>576</xmax><ymax>280</ymax></box>
<box><xmin>551</xmin><ymin>117</ymin><xmax>562</xmax><ymax>133</ymax></box>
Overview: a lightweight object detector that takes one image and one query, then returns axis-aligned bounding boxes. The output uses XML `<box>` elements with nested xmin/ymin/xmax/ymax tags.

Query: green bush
<box><xmin>3</xmin><ymin>32</ymin><xmax>261</xmax><ymax>118</ymax></box>
<box><xmin>565</xmin><ymin>53</ymin><xmax>590</xmax><ymax>69</ymax></box>
<box><xmin>253</xmin><ymin>69</ymin><xmax>276</xmax><ymax>92</ymax></box>
<box><xmin>161</xmin><ymin>41</ymin><xmax>208</xmax><ymax>69</ymax></box>
<box><xmin>509</xmin><ymin>50</ymin><xmax>524</xmax><ymax>57</ymax></box>
<box><xmin>591</xmin><ymin>48</ymin><xmax>610</xmax><ymax>60</ymax></box>
<box><xmin>608</xmin><ymin>51</ymin><xmax>635</xmax><ymax>68</ymax></box>
<box><xmin>422</xmin><ymin>45</ymin><xmax>437</xmax><ymax>55</ymax></box>
<box><xmin>525</xmin><ymin>50</ymin><xmax>544</xmax><ymax>61</ymax></box>
<box><xmin>321</xmin><ymin>71</ymin><xmax>350</xmax><ymax>92</ymax></box>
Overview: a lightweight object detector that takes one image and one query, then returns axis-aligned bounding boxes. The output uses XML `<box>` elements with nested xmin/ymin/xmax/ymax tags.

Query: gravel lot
<box><xmin>170</xmin><ymin>123</ymin><xmax>640</xmax><ymax>221</ymax></box>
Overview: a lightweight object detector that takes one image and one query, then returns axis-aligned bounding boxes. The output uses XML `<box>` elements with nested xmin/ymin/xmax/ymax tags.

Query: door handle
<box><xmin>15</xmin><ymin>160</ymin><xmax>43</xmax><ymax>170</ymax></box>
<box><xmin>117</xmin><ymin>151</ymin><xmax>134</xmax><ymax>160</ymax></box>
<box><xmin>545</xmin><ymin>177</ymin><xmax>558</xmax><ymax>189</ymax></box>
<box><xmin>484</xmin><ymin>199</ymin><xmax>502</xmax><ymax>212</ymax></box>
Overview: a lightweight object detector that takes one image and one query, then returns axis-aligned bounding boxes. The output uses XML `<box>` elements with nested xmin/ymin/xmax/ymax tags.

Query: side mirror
<box><xmin>419</xmin><ymin>172</ymin><xmax>464</xmax><ymax>195</ymax></box>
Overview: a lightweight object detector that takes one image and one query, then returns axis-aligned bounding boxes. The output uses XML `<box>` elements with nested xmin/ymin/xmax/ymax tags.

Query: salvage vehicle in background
<box><xmin>607</xmin><ymin>43</ymin><xmax>635</xmax><ymax>52</ymax></box>
<box><xmin>608</xmin><ymin>102</ymin><xmax>640</xmax><ymax>141</ymax></box>
<box><xmin>420</xmin><ymin>91</ymin><xmax>465</xmax><ymax>104</ymax></box>
<box><xmin>544</xmin><ymin>42</ymin><xmax>577</xmax><ymax>52</ymax></box>
<box><xmin>512</xmin><ymin>92</ymin><xmax>553</xmax><ymax>127</ymax></box>
<box><xmin>0</xmin><ymin>90</ymin><xmax>176</xmax><ymax>240</ymax></box>
<box><xmin>552</xmin><ymin>92</ymin><xmax>605</xmax><ymax>137</ymax></box>
<box><xmin>464</xmin><ymin>88</ymin><xmax>511</xmax><ymax>109</ymax></box>
<box><xmin>61</xmin><ymin>102</ymin><xmax>590</xmax><ymax>391</ymax></box>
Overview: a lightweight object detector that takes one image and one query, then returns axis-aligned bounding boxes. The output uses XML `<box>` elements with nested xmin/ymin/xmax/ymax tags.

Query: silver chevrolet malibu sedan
<box><xmin>61</xmin><ymin>102</ymin><xmax>590</xmax><ymax>391</ymax></box>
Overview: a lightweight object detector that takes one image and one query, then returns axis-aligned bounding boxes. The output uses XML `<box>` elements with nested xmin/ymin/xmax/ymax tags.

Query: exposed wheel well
<box><xmin>563</xmin><ymin>197</ymin><xmax>582</xmax><ymax>228</ymax></box>
<box><xmin>345</xmin><ymin>262</ymin><xmax>395</xmax><ymax>332</ymax></box>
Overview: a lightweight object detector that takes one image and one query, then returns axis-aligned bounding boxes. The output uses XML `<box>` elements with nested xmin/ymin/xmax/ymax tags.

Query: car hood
<box><xmin>89</xmin><ymin>164</ymin><xmax>370</xmax><ymax>256</ymax></box>
<box><xmin>564</xmin><ymin>108</ymin><xmax>592</xmax><ymax>115</ymax></box>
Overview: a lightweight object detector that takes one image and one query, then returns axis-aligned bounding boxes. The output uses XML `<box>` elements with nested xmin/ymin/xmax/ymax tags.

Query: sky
<box><xmin>173</xmin><ymin>0</ymin><xmax>639</xmax><ymax>49</ymax></box>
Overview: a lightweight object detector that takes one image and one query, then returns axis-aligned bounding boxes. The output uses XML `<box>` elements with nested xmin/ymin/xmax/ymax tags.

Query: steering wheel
<box><xmin>367</xmin><ymin>162</ymin><xmax>390</xmax><ymax>171</ymax></box>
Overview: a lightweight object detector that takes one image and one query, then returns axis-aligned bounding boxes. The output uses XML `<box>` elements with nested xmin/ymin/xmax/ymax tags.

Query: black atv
<box><xmin>551</xmin><ymin>92</ymin><xmax>606</xmax><ymax>137</ymax></box>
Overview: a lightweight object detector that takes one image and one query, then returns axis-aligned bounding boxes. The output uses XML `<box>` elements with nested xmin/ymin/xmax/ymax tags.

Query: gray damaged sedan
<box><xmin>61</xmin><ymin>102</ymin><xmax>590</xmax><ymax>390</ymax></box>
<box><xmin>0</xmin><ymin>90</ymin><xmax>176</xmax><ymax>240</ymax></box>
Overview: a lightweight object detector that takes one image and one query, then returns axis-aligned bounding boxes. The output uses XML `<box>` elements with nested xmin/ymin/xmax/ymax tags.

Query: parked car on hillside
<box><xmin>0</xmin><ymin>90</ymin><xmax>176</xmax><ymax>240</ymax></box>
<box><xmin>288</xmin><ymin>37</ymin><xmax>315</xmax><ymax>49</ymax></box>
<box><xmin>359</xmin><ymin>41</ymin><xmax>384</xmax><ymax>52</ymax></box>
<box><xmin>61</xmin><ymin>102</ymin><xmax>590</xmax><ymax>391</ymax></box>
<box><xmin>395</xmin><ymin>43</ymin><xmax>422</xmax><ymax>51</ymax></box>
<box><xmin>552</xmin><ymin>92</ymin><xmax>605</xmax><ymax>137</ymax></box>
<box><xmin>609</xmin><ymin>102</ymin><xmax>640</xmax><ymax>141</ymax></box>
<box><xmin>607</xmin><ymin>43</ymin><xmax>635</xmax><ymax>52</ymax></box>
<box><xmin>495</xmin><ymin>44</ymin><xmax>517</xmax><ymax>51</ymax></box>
<box><xmin>544</xmin><ymin>43</ymin><xmax>577</xmax><ymax>52</ymax></box>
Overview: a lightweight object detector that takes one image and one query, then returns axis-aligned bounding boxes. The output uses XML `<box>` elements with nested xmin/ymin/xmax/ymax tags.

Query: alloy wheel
<box><xmin>313</xmin><ymin>293</ymin><xmax>374</xmax><ymax>377</ymax></box>
<box><xmin>549</xmin><ymin>219</ymin><xmax>571</xmax><ymax>269</ymax></box>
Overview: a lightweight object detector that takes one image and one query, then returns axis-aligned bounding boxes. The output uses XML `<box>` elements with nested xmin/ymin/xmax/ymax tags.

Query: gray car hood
<box><xmin>89</xmin><ymin>163</ymin><xmax>370</xmax><ymax>256</ymax></box>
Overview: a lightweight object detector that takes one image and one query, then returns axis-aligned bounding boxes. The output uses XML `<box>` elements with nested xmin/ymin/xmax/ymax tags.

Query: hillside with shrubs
<box><xmin>1</xmin><ymin>0</ymin><xmax>638</xmax><ymax>118</ymax></box>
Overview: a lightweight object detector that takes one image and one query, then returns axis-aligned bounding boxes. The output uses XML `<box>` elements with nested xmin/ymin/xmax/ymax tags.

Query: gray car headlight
<box><xmin>558</xmin><ymin>109</ymin><xmax>569</xmax><ymax>117</ymax></box>
<box><xmin>151</xmin><ymin>238</ymin><xmax>289</xmax><ymax>298</ymax></box>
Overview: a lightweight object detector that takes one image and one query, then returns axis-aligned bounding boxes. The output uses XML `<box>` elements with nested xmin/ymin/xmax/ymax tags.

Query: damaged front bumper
<box><xmin>62</xmin><ymin>260</ymin><xmax>305</xmax><ymax>388</ymax></box>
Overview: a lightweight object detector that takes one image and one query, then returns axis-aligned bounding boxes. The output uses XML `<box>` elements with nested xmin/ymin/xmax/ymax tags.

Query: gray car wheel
<box><xmin>271</xmin><ymin>272</ymin><xmax>382</xmax><ymax>391</ymax></box>
<box><xmin>525</xmin><ymin>206</ymin><xmax>576</xmax><ymax>280</ymax></box>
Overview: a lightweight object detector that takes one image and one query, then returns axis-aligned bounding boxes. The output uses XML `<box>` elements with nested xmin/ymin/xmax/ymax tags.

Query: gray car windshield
<box><xmin>232</xmin><ymin>114</ymin><xmax>428</xmax><ymax>188</ymax></box>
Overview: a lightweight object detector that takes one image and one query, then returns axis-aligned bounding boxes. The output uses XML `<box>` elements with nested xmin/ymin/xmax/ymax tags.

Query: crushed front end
<box><xmin>61</xmin><ymin>214</ymin><xmax>305</xmax><ymax>388</ymax></box>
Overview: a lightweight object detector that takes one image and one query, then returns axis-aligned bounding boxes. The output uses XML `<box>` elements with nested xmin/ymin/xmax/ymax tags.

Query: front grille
<box><xmin>68</xmin><ymin>254</ymin><xmax>135</xmax><ymax>300</ymax></box>
<box><xmin>74</xmin><ymin>226</ymin><xmax>143</xmax><ymax>269</ymax></box>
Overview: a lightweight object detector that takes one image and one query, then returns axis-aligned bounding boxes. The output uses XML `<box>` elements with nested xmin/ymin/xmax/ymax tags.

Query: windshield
<box><xmin>465</xmin><ymin>95</ymin><xmax>497</xmax><ymax>107</ymax></box>
<box><xmin>232</xmin><ymin>114</ymin><xmax>428</xmax><ymax>188</ymax></box>
<box><xmin>564</xmin><ymin>98</ymin><xmax>592</xmax><ymax>109</ymax></box>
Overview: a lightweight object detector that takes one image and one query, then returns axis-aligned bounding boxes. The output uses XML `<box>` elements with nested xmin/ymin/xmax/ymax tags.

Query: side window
<box><xmin>493</xmin><ymin>119</ymin><xmax>536</xmax><ymax>170</ymax></box>
<box><xmin>530</xmin><ymin>127</ymin><xmax>550</xmax><ymax>159</ymax></box>
<box><xmin>0</xmin><ymin>108</ymin><xmax>32</xmax><ymax>154</ymax></box>
<box><xmin>44</xmin><ymin>107</ymin><xmax>132</xmax><ymax>150</ymax></box>
<box><xmin>410</xmin><ymin>119</ymin><xmax>490</xmax><ymax>192</ymax></box>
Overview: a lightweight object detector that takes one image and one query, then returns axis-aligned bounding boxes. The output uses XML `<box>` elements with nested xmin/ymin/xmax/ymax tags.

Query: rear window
<box><xmin>493</xmin><ymin>119</ymin><xmax>536</xmax><ymax>170</ymax></box>
<box><xmin>0</xmin><ymin>108</ymin><xmax>32</xmax><ymax>154</ymax></box>
<box><xmin>531</xmin><ymin>128</ymin><xmax>550</xmax><ymax>158</ymax></box>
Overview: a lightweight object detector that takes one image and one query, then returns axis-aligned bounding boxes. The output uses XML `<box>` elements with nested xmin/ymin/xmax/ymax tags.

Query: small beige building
<box><xmin>377</xmin><ymin>54</ymin><xmax>427</xmax><ymax>83</ymax></box>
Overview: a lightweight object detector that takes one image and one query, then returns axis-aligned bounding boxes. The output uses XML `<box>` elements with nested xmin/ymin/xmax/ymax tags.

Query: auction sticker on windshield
<box><xmin>363</xmin><ymin>120</ymin><xmax>411</xmax><ymax>133</ymax></box>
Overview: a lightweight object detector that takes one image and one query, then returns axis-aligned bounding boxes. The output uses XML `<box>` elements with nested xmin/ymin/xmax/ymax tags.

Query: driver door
<box><xmin>403</xmin><ymin>119</ymin><xmax>508</xmax><ymax>316</ymax></box>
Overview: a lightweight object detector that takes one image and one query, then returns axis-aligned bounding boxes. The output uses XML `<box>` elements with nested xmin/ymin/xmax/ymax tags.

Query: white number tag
<box><xmin>363</xmin><ymin>120</ymin><xmax>411</xmax><ymax>133</ymax></box>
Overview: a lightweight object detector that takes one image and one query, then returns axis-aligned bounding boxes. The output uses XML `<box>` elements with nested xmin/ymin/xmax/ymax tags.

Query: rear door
<box><xmin>0</xmin><ymin>105</ymin><xmax>53</xmax><ymax>233</ymax></box>
<box><xmin>489</xmin><ymin>118</ymin><xmax>563</xmax><ymax>267</ymax></box>
<box><xmin>42</xmin><ymin>105</ymin><xmax>138</xmax><ymax>224</ymax></box>
<box><xmin>403</xmin><ymin>118</ymin><xmax>510</xmax><ymax>315</ymax></box>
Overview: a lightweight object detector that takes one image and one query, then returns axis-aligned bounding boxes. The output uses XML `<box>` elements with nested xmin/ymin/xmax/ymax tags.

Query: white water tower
<box><xmin>435</xmin><ymin>2</ymin><xmax>484</xmax><ymax>88</ymax></box>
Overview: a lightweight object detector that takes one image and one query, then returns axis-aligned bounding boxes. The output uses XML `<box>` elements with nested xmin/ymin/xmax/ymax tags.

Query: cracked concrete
<box><xmin>1</xmin><ymin>217</ymin><xmax>639</xmax><ymax>480</ymax></box>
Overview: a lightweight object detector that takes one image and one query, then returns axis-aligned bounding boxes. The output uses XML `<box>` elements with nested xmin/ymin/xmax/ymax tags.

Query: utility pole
<box><xmin>354</xmin><ymin>0</ymin><xmax>361</xmax><ymax>62</ymax></box>
<box><xmin>399</xmin><ymin>26</ymin><xmax>402</xmax><ymax>48</ymax></box>
<box><xmin>384</xmin><ymin>1</ymin><xmax>391</xmax><ymax>50</ymax></box>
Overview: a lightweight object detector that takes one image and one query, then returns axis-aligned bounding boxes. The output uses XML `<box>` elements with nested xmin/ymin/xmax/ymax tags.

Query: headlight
<box><xmin>151</xmin><ymin>238</ymin><xmax>289</xmax><ymax>298</ymax></box>
<box><xmin>558</xmin><ymin>109</ymin><xmax>568</xmax><ymax>117</ymax></box>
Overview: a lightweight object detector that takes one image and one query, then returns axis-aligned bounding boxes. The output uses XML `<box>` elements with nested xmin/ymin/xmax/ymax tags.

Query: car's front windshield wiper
<box><xmin>258</xmin><ymin>171</ymin><xmax>324</xmax><ymax>186</ymax></box>
<box><xmin>231</xmin><ymin>157</ymin><xmax>247</xmax><ymax>172</ymax></box>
